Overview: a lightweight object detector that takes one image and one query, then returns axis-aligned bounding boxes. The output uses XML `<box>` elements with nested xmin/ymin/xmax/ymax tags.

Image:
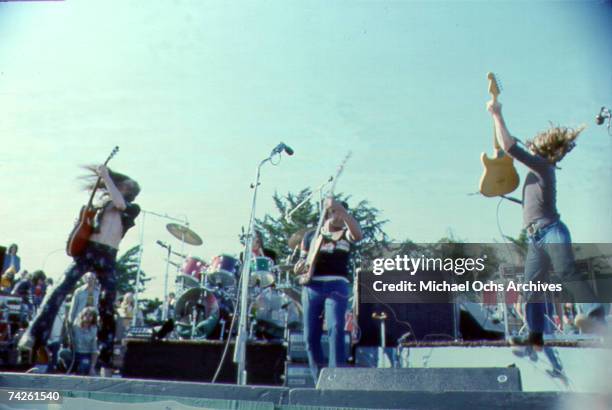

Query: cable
<box><xmin>211</xmin><ymin>265</ymin><xmax>245</xmax><ymax>383</ymax></box>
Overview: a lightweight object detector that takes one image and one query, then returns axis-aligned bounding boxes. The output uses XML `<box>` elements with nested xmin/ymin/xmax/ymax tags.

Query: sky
<box><xmin>0</xmin><ymin>0</ymin><xmax>611</xmax><ymax>300</ymax></box>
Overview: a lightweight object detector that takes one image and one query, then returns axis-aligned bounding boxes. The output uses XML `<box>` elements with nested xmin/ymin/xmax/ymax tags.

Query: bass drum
<box><xmin>175</xmin><ymin>287</ymin><xmax>220</xmax><ymax>339</ymax></box>
<box><xmin>251</xmin><ymin>287</ymin><xmax>302</xmax><ymax>339</ymax></box>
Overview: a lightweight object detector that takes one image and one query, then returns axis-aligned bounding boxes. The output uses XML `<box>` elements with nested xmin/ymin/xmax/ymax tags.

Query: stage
<box><xmin>1</xmin><ymin>344</ymin><xmax>611</xmax><ymax>410</ymax></box>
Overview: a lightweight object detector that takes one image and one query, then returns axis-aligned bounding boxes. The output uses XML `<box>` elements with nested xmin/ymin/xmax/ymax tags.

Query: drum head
<box><xmin>175</xmin><ymin>287</ymin><xmax>218</xmax><ymax>319</ymax></box>
<box><xmin>252</xmin><ymin>287</ymin><xmax>302</xmax><ymax>335</ymax></box>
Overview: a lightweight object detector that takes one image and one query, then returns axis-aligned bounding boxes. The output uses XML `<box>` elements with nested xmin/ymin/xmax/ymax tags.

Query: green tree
<box><xmin>115</xmin><ymin>245</ymin><xmax>150</xmax><ymax>295</ymax></box>
<box><xmin>252</xmin><ymin>189</ymin><xmax>390</xmax><ymax>272</ymax></box>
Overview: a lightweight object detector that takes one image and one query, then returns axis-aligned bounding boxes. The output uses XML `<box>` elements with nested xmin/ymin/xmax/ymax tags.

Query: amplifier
<box><xmin>125</xmin><ymin>326</ymin><xmax>153</xmax><ymax>339</ymax></box>
<box><xmin>286</xmin><ymin>331</ymin><xmax>351</xmax><ymax>363</ymax></box>
<box><xmin>284</xmin><ymin>363</ymin><xmax>315</xmax><ymax>388</ymax></box>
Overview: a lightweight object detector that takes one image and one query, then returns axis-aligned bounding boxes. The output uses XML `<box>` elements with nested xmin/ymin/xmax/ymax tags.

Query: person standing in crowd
<box><xmin>31</xmin><ymin>271</ymin><xmax>47</xmax><ymax>314</ymax></box>
<box><xmin>2</xmin><ymin>244</ymin><xmax>21</xmax><ymax>275</ymax></box>
<box><xmin>487</xmin><ymin>99</ymin><xmax>606</xmax><ymax>349</ymax></box>
<box><xmin>69</xmin><ymin>272</ymin><xmax>100</xmax><ymax>325</ymax></box>
<box><xmin>1</xmin><ymin>266</ymin><xmax>16</xmax><ymax>293</ymax></box>
<box><xmin>72</xmin><ymin>306</ymin><xmax>98</xmax><ymax>376</ymax></box>
<box><xmin>19</xmin><ymin>164</ymin><xmax>141</xmax><ymax>377</ymax></box>
<box><xmin>118</xmin><ymin>292</ymin><xmax>143</xmax><ymax>326</ymax></box>
<box><xmin>295</xmin><ymin>199</ymin><xmax>362</xmax><ymax>380</ymax></box>
<box><xmin>11</xmin><ymin>271</ymin><xmax>33</xmax><ymax>324</ymax></box>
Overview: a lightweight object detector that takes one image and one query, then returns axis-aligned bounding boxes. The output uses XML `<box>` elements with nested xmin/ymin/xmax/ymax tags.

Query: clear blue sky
<box><xmin>1</xmin><ymin>1</ymin><xmax>611</xmax><ymax>299</ymax></box>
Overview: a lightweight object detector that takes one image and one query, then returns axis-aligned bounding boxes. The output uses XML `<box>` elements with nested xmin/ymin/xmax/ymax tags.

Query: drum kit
<box><xmin>161</xmin><ymin>223</ymin><xmax>306</xmax><ymax>342</ymax></box>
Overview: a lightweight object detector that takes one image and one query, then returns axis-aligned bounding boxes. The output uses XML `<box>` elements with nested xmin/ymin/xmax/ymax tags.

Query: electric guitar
<box><xmin>298</xmin><ymin>152</ymin><xmax>351</xmax><ymax>285</ymax></box>
<box><xmin>479</xmin><ymin>72</ymin><xmax>519</xmax><ymax>197</ymax></box>
<box><xmin>66</xmin><ymin>146</ymin><xmax>119</xmax><ymax>257</ymax></box>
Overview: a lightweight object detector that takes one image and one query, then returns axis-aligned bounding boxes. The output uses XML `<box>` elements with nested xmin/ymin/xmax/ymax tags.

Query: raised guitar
<box><xmin>297</xmin><ymin>152</ymin><xmax>351</xmax><ymax>285</ymax></box>
<box><xmin>479</xmin><ymin>72</ymin><xmax>519</xmax><ymax>197</ymax></box>
<box><xmin>66</xmin><ymin>146</ymin><xmax>119</xmax><ymax>257</ymax></box>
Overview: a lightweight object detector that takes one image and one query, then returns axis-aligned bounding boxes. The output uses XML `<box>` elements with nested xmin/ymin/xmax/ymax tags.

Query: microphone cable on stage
<box><xmin>211</xmin><ymin>265</ymin><xmax>245</xmax><ymax>383</ymax></box>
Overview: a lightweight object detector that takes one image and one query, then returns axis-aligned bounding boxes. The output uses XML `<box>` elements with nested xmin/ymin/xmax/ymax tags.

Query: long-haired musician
<box><xmin>19</xmin><ymin>165</ymin><xmax>140</xmax><ymax>376</ymax></box>
<box><xmin>295</xmin><ymin>198</ymin><xmax>362</xmax><ymax>379</ymax></box>
<box><xmin>487</xmin><ymin>100</ymin><xmax>606</xmax><ymax>349</ymax></box>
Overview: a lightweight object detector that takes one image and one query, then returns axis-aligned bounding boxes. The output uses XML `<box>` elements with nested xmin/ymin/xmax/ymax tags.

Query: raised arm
<box><xmin>327</xmin><ymin>199</ymin><xmax>363</xmax><ymax>242</ymax></box>
<box><xmin>487</xmin><ymin>100</ymin><xmax>516</xmax><ymax>152</ymax></box>
<box><xmin>97</xmin><ymin>165</ymin><xmax>127</xmax><ymax>211</ymax></box>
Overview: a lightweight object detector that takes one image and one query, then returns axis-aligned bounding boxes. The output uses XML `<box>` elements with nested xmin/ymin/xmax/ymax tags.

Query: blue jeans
<box><xmin>27</xmin><ymin>242</ymin><xmax>118</xmax><ymax>367</ymax></box>
<box><xmin>75</xmin><ymin>352</ymin><xmax>92</xmax><ymax>375</ymax></box>
<box><xmin>524</xmin><ymin>220</ymin><xmax>603</xmax><ymax>333</ymax></box>
<box><xmin>301</xmin><ymin>279</ymin><xmax>349</xmax><ymax>380</ymax></box>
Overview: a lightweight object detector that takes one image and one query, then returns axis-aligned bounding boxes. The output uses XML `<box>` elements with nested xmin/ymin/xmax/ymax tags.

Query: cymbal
<box><xmin>288</xmin><ymin>228</ymin><xmax>310</xmax><ymax>249</ymax></box>
<box><xmin>166</xmin><ymin>223</ymin><xmax>203</xmax><ymax>246</ymax></box>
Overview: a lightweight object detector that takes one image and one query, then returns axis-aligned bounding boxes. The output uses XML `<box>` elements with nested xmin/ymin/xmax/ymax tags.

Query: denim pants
<box><xmin>301</xmin><ymin>279</ymin><xmax>349</xmax><ymax>380</ymax></box>
<box><xmin>28</xmin><ymin>242</ymin><xmax>118</xmax><ymax>367</ymax></box>
<box><xmin>524</xmin><ymin>220</ymin><xmax>603</xmax><ymax>333</ymax></box>
<box><xmin>75</xmin><ymin>352</ymin><xmax>93</xmax><ymax>375</ymax></box>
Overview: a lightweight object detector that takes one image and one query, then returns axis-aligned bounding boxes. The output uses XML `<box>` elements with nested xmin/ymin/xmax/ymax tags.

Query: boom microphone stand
<box><xmin>133</xmin><ymin>210</ymin><xmax>189</xmax><ymax>327</ymax></box>
<box><xmin>234</xmin><ymin>142</ymin><xmax>293</xmax><ymax>385</ymax></box>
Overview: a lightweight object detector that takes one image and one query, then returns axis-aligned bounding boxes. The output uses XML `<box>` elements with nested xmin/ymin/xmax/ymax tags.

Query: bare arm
<box><xmin>97</xmin><ymin>165</ymin><xmax>127</xmax><ymax>211</ymax></box>
<box><xmin>328</xmin><ymin>200</ymin><xmax>363</xmax><ymax>242</ymax></box>
<box><xmin>487</xmin><ymin>100</ymin><xmax>516</xmax><ymax>152</ymax></box>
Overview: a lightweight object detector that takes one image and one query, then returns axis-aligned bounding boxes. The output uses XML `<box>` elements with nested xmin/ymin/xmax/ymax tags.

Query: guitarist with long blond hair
<box><xmin>486</xmin><ymin>99</ymin><xmax>606</xmax><ymax>350</ymax></box>
<box><xmin>19</xmin><ymin>164</ymin><xmax>140</xmax><ymax>376</ymax></box>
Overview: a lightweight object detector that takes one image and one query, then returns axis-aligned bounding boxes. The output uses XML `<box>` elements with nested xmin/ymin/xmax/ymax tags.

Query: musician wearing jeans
<box><xmin>19</xmin><ymin>165</ymin><xmax>140</xmax><ymax>376</ymax></box>
<box><xmin>296</xmin><ymin>199</ymin><xmax>362</xmax><ymax>380</ymax></box>
<box><xmin>487</xmin><ymin>100</ymin><xmax>606</xmax><ymax>348</ymax></box>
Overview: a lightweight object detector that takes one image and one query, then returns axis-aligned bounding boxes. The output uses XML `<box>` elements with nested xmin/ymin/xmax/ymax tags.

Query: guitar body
<box><xmin>479</xmin><ymin>151</ymin><xmax>520</xmax><ymax>197</ymax></box>
<box><xmin>66</xmin><ymin>206</ymin><xmax>96</xmax><ymax>257</ymax></box>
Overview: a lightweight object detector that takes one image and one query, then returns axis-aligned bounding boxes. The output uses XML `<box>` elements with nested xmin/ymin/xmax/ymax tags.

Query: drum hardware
<box><xmin>157</xmin><ymin>240</ymin><xmax>174</xmax><ymax>321</ymax></box>
<box><xmin>166</xmin><ymin>223</ymin><xmax>203</xmax><ymax>246</ymax></box>
<box><xmin>133</xmin><ymin>209</ymin><xmax>191</xmax><ymax>328</ymax></box>
<box><xmin>218</xmin><ymin>318</ymin><xmax>226</xmax><ymax>341</ymax></box>
<box><xmin>171</xmin><ymin>249</ymin><xmax>188</xmax><ymax>258</ymax></box>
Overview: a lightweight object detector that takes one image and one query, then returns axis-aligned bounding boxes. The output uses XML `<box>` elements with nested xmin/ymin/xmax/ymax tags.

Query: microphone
<box><xmin>596</xmin><ymin>106</ymin><xmax>610</xmax><ymax>126</ymax></box>
<box><xmin>272</xmin><ymin>142</ymin><xmax>294</xmax><ymax>156</ymax></box>
<box><xmin>156</xmin><ymin>240</ymin><xmax>170</xmax><ymax>249</ymax></box>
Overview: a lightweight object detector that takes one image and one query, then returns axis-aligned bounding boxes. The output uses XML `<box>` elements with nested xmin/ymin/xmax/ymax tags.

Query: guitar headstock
<box><xmin>487</xmin><ymin>72</ymin><xmax>501</xmax><ymax>100</ymax></box>
<box><xmin>104</xmin><ymin>146</ymin><xmax>119</xmax><ymax>165</ymax></box>
<box><xmin>337</xmin><ymin>151</ymin><xmax>352</xmax><ymax>175</ymax></box>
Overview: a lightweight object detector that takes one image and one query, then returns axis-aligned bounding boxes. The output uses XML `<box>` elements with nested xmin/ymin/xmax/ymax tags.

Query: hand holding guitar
<box><xmin>486</xmin><ymin>99</ymin><xmax>502</xmax><ymax>117</ymax></box>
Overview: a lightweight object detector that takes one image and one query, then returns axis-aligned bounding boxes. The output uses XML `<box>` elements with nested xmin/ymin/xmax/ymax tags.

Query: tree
<box><xmin>115</xmin><ymin>245</ymin><xmax>151</xmax><ymax>295</ymax></box>
<box><xmin>252</xmin><ymin>189</ymin><xmax>390</xmax><ymax>272</ymax></box>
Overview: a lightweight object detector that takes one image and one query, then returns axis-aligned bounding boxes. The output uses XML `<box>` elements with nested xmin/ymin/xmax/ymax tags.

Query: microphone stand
<box><xmin>162</xmin><ymin>244</ymin><xmax>172</xmax><ymax>321</ymax></box>
<box><xmin>233</xmin><ymin>152</ymin><xmax>276</xmax><ymax>385</ymax></box>
<box><xmin>132</xmin><ymin>210</ymin><xmax>189</xmax><ymax>327</ymax></box>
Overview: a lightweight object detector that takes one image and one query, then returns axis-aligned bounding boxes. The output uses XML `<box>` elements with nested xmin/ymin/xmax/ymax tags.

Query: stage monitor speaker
<box><xmin>357</xmin><ymin>303</ymin><xmax>458</xmax><ymax>346</ymax></box>
<box><xmin>122</xmin><ymin>339</ymin><xmax>286</xmax><ymax>385</ymax></box>
<box><xmin>317</xmin><ymin>367</ymin><xmax>522</xmax><ymax>392</ymax></box>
